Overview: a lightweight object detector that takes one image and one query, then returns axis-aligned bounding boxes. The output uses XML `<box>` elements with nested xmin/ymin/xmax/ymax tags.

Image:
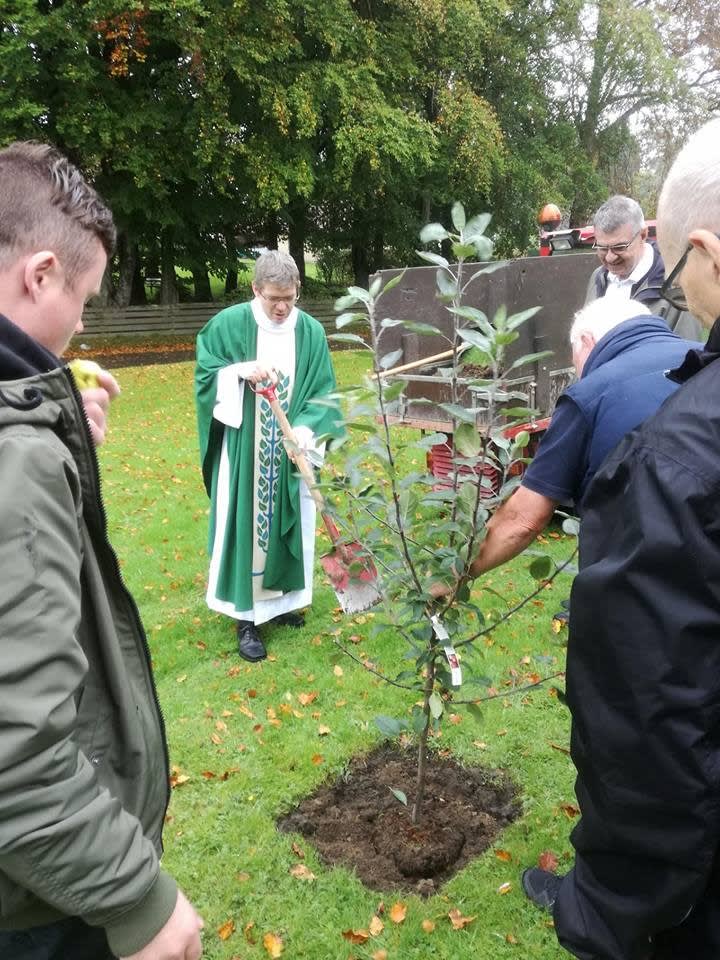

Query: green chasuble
<box><xmin>195</xmin><ymin>302</ymin><xmax>342</xmax><ymax>614</ymax></box>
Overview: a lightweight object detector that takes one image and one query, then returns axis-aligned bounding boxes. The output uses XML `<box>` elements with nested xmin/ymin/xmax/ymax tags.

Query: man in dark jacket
<box><xmin>440</xmin><ymin>297</ymin><xmax>698</xmax><ymax>580</ymax></box>
<box><xmin>585</xmin><ymin>194</ymin><xmax>701</xmax><ymax>340</ymax></box>
<box><xmin>0</xmin><ymin>143</ymin><xmax>203</xmax><ymax>959</ymax></box>
<box><xmin>523</xmin><ymin>118</ymin><xmax>720</xmax><ymax>960</ymax></box>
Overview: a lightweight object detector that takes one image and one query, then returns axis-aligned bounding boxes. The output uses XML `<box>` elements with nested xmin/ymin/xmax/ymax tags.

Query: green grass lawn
<box><xmin>99</xmin><ymin>350</ymin><xmax>576</xmax><ymax>959</ymax></box>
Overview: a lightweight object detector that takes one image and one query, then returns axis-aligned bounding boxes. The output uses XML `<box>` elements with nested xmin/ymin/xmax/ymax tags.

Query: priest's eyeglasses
<box><xmin>259</xmin><ymin>292</ymin><xmax>299</xmax><ymax>306</ymax></box>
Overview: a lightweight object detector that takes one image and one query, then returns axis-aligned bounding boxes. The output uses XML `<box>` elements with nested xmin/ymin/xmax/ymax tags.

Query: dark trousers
<box><xmin>0</xmin><ymin>917</ymin><xmax>115</xmax><ymax>960</ymax></box>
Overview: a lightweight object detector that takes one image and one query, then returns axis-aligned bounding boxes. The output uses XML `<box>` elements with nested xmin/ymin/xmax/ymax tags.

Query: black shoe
<box><xmin>521</xmin><ymin>867</ymin><xmax>563</xmax><ymax>911</ymax></box>
<box><xmin>272</xmin><ymin>611</ymin><xmax>305</xmax><ymax>628</ymax></box>
<box><xmin>237</xmin><ymin>621</ymin><xmax>266</xmax><ymax>662</ymax></box>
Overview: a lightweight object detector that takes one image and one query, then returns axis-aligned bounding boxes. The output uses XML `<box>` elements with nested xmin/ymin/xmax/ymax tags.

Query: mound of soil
<box><xmin>277</xmin><ymin>744</ymin><xmax>520</xmax><ymax>895</ymax></box>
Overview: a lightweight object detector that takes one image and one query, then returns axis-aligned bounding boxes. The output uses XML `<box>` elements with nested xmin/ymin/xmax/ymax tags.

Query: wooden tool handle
<box><xmin>372</xmin><ymin>348</ymin><xmax>456</xmax><ymax>379</ymax></box>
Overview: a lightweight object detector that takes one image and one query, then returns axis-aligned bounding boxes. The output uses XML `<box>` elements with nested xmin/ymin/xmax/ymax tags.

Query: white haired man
<box><xmin>439</xmin><ymin>297</ymin><xmax>698</xmax><ymax>582</ymax></box>
<box><xmin>195</xmin><ymin>251</ymin><xmax>342</xmax><ymax>662</ymax></box>
<box><xmin>523</xmin><ymin>118</ymin><xmax>720</xmax><ymax>960</ymax></box>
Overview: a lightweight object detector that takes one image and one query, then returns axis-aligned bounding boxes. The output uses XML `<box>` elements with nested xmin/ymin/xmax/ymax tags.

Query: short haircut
<box><xmin>253</xmin><ymin>251</ymin><xmax>300</xmax><ymax>290</ymax></box>
<box><xmin>0</xmin><ymin>141</ymin><xmax>115</xmax><ymax>286</ymax></box>
<box><xmin>657</xmin><ymin>118</ymin><xmax>720</xmax><ymax>267</ymax></box>
<box><xmin>593</xmin><ymin>195</ymin><xmax>645</xmax><ymax>235</ymax></box>
<box><xmin>569</xmin><ymin>297</ymin><xmax>651</xmax><ymax>348</ymax></box>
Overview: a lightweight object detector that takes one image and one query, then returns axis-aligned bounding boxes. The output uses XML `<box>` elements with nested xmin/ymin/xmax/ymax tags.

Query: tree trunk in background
<box><xmin>160</xmin><ymin>229</ymin><xmax>179</xmax><ymax>305</ymax></box>
<box><xmin>265</xmin><ymin>213</ymin><xmax>279</xmax><ymax>250</ymax></box>
<box><xmin>192</xmin><ymin>265</ymin><xmax>212</xmax><ymax>301</ymax></box>
<box><xmin>351</xmin><ymin>239</ymin><xmax>370</xmax><ymax>288</ymax></box>
<box><xmin>288</xmin><ymin>197</ymin><xmax>307</xmax><ymax>283</ymax></box>
<box><xmin>96</xmin><ymin>262</ymin><xmax>114</xmax><ymax>306</ymax></box>
<box><xmin>224</xmin><ymin>229</ymin><xmax>238</xmax><ymax>294</ymax></box>
<box><xmin>131</xmin><ymin>262</ymin><xmax>147</xmax><ymax>305</ymax></box>
<box><xmin>114</xmin><ymin>233</ymin><xmax>137</xmax><ymax>307</ymax></box>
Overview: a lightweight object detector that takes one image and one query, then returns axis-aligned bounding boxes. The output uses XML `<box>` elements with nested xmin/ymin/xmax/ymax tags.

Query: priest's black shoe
<box><xmin>521</xmin><ymin>867</ymin><xmax>563</xmax><ymax>911</ymax></box>
<box><xmin>237</xmin><ymin>621</ymin><xmax>266</xmax><ymax>662</ymax></box>
<box><xmin>272</xmin><ymin>611</ymin><xmax>305</xmax><ymax>628</ymax></box>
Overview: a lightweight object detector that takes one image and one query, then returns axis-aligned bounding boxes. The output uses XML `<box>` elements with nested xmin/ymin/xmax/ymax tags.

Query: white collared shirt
<box><xmin>604</xmin><ymin>242</ymin><xmax>655</xmax><ymax>301</ymax></box>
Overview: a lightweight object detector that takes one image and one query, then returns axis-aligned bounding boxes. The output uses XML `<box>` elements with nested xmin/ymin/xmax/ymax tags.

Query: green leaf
<box><xmin>457</xmin><ymin>328</ymin><xmax>491</xmax><ymax>352</ymax></box>
<box><xmin>417</xmin><ymin>250</ymin><xmax>449</xmax><ymax>268</ymax></box>
<box><xmin>335</xmin><ymin>293</ymin><xmax>362</xmax><ymax>311</ymax></box>
<box><xmin>512</xmin><ymin>430</ymin><xmax>530</xmax><ymax>449</ymax></box>
<box><xmin>505</xmin><ymin>350</ymin><xmax>554</xmax><ymax>373</ymax></box>
<box><xmin>336</xmin><ymin>312</ymin><xmax>364</xmax><ymax>329</ymax></box>
<box><xmin>369</xmin><ymin>275</ymin><xmax>382</xmax><ymax>298</ymax></box>
<box><xmin>428</xmin><ymin>692</ymin><xmax>444</xmax><ymax>720</ymax></box>
<box><xmin>452</xmin><ymin>242</ymin><xmax>477</xmax><ymax>259</ymax></box>
<box><xmin>389</xmin><ymin>787</ymin><xmax>408</xmax><ymax>806</ymax></box>
<box><xmin>437</xmin><ymin>403</ymin><xmax>479</xmax><ymax>424</ymax></box>
<box><xmin>455</xmin><ymin>422</ymin><xmax>481</xmax><ymax>456</ymax></box>
<box><xmin>451</xmin><ymin>201</ymin><xmax>466</xmax><ymax>231</ymax></box>
<box><xmin>328</xmin><ymin>333</ymin><xmax>371</xmax><ymax>347</ymax></box>
<box><xmin>378</xmin><ymin>269</ymin><xmax>406</xmax><ymax>297</ymax></box>
<box><xmin>464</xmin><ymin>213</ymin><xmax>492</xmax><ymax>237</ymax></box>
<box><xmin>401</xmin><ymin>321</ymin><xmax>444</xmax><ymax>336</ymax></box>
<box><xmin>506</xmin><ymin>306</ymin><xmax>542</xmax><ymax>330</ymax></box>
<box><xmin>411</xmin><ymin>705</ymin><xmax>427</xmax><ymax>734</ymax></box>
<box><xmin>529</xmin><ymin>555</ymin><xmax>554</xmax><ymax>580</ymax></box>
<box><xmin>383</xmin><ymin>379</ymin><xmax>408</xmax><ymax>402</ymax></box>
<box><xmin>379</xmin><ymin>348</ymin><xmax>403</xmax><ymax>370</ymax></box>
<box><xmin>465</xmin><ymin>702</ymin><xmax>484</xmax><ymax>723</ymax></box>
<box><xmin>419</xmin><ymin>222</ymin><xmax>449</xmax><ymax>244</ymax></box>
<box><xmin>436</xmin><ymin>269</ymin><xmax>458</xmax><ymax>298</ymax></box>
<box><xmin>375</xmin><ymin>715</ymin><xmax>404</xmax><ymax>737</ymax></box>
<box><xmin>348</xmin><ymin>286</ymin><xmax>371</xmax><ymax>304</ymax></box>
<box><xmin>472</xmin><ymin>236</ymin><xmax>494</xmax><ymax>260</ymax></box>
<box><xmin>501</xmin><ymin>406</ymin><xmax>535</xmax><ymax>418</ymax></box>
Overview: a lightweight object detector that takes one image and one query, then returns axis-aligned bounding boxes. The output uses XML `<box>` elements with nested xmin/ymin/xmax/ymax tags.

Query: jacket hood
<box><xmin>583</xmin><ymin>315</ymin><xmax>691</xmax><ymax>380</ymax></box>
<box><xmin>0</xmin><ymin>313</ymin><xmax>75</xmax><ymax>431</ymax></box>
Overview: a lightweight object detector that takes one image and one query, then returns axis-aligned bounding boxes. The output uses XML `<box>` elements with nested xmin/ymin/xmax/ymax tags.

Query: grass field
<box><xmin>99</xmin><ymin>350</ymin><xmax>577</xmax><ymax>959</ymax></box>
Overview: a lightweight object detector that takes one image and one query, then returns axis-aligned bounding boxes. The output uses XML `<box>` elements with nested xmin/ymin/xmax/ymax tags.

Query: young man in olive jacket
<box><xmin>522</xmin><ymin>119</ymin><xmax>720</xmax><ymax>960</ymax></box>
<box><xmin>0</xmin><ymin>142</ymin><xmax>203</xmax><ymax>959</ymax></box>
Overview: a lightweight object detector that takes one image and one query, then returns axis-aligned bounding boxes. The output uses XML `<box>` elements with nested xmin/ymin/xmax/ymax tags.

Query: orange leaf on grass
<box><xmin>421</xmin><ymin>919</ymin><xmax>435</xmax><ymax>933</ymax></box>
<box><xmin>538</xmin><ymin>850</ymin><xmax>559</xmax><ymax>872</ymax></box>
<box><xmin>263</xmin><ymin>932</ymin><xmax>284</xmax><ymax>957</ymax></box>
<box><xmin>369</xmin><ymin>915</ymin><xmax>384</xmax><ymax>936</ymax></box>
<box><xmin>289</xmin><ymin>864</ymin><xmax>316</xmax><ymax>881</ymax></box>
<box><xmin>217</xmin><ymin>919</ymin><xmax>235</xmax><ymax>941</ymax></box>
<box><xmin>495</xmin><ymin>849</ymin><xmax>512</xmax><ymax>862</ymax></box>
<box><xmin>389</xmin><ymin>901</ymin><xmax>407</xmax><ymax>924</ymax></box>
<box><xmin>342</xmin><ymin>929</ymin><xmax>369</xmax><ymax>944</ymax></box>
<box><xmin>448</xmin><ymin>908</ymin><xmax>477</xmax><ymax>929</ymax></box>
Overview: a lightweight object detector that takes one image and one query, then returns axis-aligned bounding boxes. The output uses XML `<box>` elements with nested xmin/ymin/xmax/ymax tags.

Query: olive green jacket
<box><xmin>0</xmin><ymin>363</ymin><xmax>177</xmax><ymax>956</ymax></box>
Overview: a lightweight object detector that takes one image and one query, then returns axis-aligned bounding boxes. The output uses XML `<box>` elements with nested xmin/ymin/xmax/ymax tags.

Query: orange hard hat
<box><xmin>538</xmin><ymin>203</ymin><xmax>562</xmax><ymax>227</ymax></box>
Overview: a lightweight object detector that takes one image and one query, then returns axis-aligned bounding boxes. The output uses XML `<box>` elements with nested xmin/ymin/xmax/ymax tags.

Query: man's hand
<box><xmin>246</xmin><ymin>366</ymin><xmax>278</xmax><ymax>386</ymax></box>
<box><xmin>81</xmin><ymin>368</ymin><xmax>121</xmax><ymax>446</ymax></box>
<box><xmin>120</xmin><ymin>889</ymin><xmax>203</xmax><ymax>960</ymax></box>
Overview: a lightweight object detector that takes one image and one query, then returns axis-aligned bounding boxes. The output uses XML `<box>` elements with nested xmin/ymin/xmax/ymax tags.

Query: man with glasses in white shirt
<box><xmin>585</xmin><ymin>194</ymin><xmax>701</xmax><ymax>340</ymax></box>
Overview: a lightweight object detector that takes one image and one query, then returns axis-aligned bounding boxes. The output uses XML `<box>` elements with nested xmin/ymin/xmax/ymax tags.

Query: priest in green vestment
<box><xmin>195</xmin><ymin>251</ymin><xmax>342</xmax><ymax>661</ymax></box>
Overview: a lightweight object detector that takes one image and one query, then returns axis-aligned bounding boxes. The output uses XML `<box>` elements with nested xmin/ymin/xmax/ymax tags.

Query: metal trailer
<box><xmin>369</xmin><ymin>252</ymin><xmax>599</xmax><ymax>489</ymax></box>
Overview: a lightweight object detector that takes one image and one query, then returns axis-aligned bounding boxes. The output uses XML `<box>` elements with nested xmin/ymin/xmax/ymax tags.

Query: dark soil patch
<box><xmin>85</xmin><ymin>348</ymin><xmax>195</xmax><ymax>368</ymax></box>
<box><xmin>277</xmin><ymin>744</ymin><xmax>521</xmax><ymax>895</ymax></box>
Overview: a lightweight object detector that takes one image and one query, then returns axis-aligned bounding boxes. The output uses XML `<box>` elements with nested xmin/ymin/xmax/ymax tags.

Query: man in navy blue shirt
<box><xmin>458</xmin><ymin>297</ymin><xmax>698</xmax><ymax>580</ymax></box>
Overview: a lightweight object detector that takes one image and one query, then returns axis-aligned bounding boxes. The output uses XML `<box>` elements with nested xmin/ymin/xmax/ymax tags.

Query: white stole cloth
<box><xmin>206</xmin><ymin>298</ymin><xmax>321</xmax><ymax>624</ymax></box>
